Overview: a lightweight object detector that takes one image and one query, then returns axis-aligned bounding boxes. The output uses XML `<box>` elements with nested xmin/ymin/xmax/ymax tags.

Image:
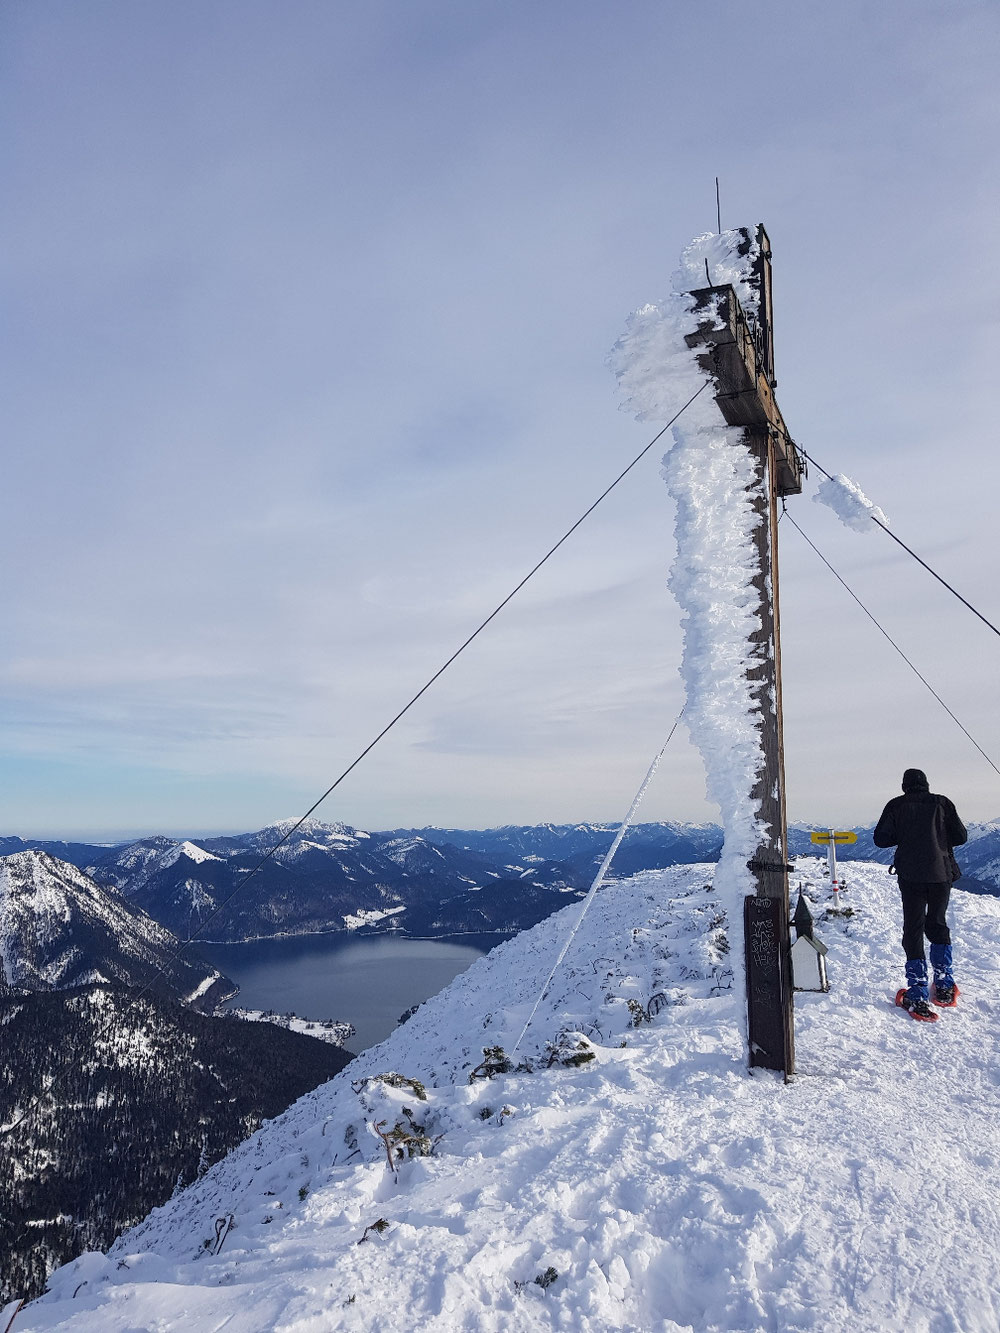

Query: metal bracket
<box><xmin>746</xmin><ymin>858</ymin><xmax>796</xmax><ymax>874</ymax></box>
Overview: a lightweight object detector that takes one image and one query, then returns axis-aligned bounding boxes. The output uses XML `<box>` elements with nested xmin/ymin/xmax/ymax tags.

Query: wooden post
<box><xmin>743</xmin><ymin>419</ymin><xmax>795</xmax><ymax>1076</ymax></box>
<box><xmin>684</xmin><ymin>226</ymin><xmax>802</xmax><ymax>1077</ymax></box>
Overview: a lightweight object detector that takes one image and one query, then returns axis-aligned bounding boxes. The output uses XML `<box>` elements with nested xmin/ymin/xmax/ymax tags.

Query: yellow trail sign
<box><xmin>810</xmin><ymin>830</ymin><xmax>858</xmax><ymax>845</ymax></box>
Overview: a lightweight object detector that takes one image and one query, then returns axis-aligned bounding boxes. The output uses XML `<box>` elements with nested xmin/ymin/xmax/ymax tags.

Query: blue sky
<box><xmin>3</xmin><ymin>1</ymin><xmax>999</xmax><ymax>838</ymax></box>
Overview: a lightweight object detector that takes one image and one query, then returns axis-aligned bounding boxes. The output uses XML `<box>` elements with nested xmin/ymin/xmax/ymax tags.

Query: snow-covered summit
<box><xmin>966</xmin><ymin>820</ymin><xmax>1000</xmax><ymax>843</ymax></box>
<box><xmin>83</xmin><ymin>836</ymin><xmax>217</xmax><ymax>896</ymax></box>
<box><xmin>95</xmin><ymin>835</ymin><xmax>177</xmax><ymax>876</ymax></box>
<box><xmin>161</xmin><ymin>837</ymin><xmax>220</xmax><ymax>869</ymax></box>
<box><xmin>24</xmin><ymin>860</ymin><xmax>1000</xmax><ymax>1331</ymax></box>
<box><xmin>238</xmin><ymin>818</ymin><xmax>370</xmax><ymax>861</ymax></box>
<box><xmin>259</xmin><ymin>817</ymin><xmax>363</xmax><ymax>841</ymax></box>
<box><xmin>158</xmin><ymin>839</ymin><xmax>223</xmax><ymax>868</ymax></box>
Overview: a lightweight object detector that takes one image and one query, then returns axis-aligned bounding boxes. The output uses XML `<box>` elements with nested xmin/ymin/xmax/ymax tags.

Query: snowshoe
<box><xmin>895</xmin><ymin>988</ymin><xmax>939</xmax><ymax>1022</ymax></box>
<box><xmin>932</xmin><ymin>983</ymin><xmax>959</xmax><ymax>1008</ymax></box>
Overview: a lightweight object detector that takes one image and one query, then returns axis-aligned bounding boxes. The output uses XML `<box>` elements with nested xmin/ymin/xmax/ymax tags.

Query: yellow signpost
<box><xmin>810</xmin><ymin>830</ymin><xmax>857</xmax><ymax>907</ymax></box>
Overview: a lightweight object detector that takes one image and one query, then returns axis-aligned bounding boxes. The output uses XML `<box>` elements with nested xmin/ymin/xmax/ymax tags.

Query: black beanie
<box><xmin>902</xmin><ymin>768</ymin><xmax>929</xmax><ymax>792</ymax></box>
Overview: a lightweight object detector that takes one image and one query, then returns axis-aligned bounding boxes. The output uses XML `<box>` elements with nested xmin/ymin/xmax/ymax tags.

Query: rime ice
<box><xmin>610</xmin><ymin>231</ymin><xmax>770</xmax><ymax>980</ymax></box>
<box><xmin>814</xmin><ymin>472</ymin><xmax>889</xmax><ymax>532</ymax></box>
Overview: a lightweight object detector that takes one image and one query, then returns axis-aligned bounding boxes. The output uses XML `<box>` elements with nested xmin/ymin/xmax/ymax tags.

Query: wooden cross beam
<box><xmin>683</xmin><ymin>225</ymin><xmax>804</xmax><ymax>1078</ymax></box>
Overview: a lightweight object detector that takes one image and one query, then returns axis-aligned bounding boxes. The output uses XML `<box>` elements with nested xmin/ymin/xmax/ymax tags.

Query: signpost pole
<box><xmin>810</xmin><ymin>830</ymin><xmax>857</xmax><ymax>912</ymax></box>
<box><xmin>828</xmin><ymin>830</ymin><xmax>840</xmax><ymax>910</ymax></box>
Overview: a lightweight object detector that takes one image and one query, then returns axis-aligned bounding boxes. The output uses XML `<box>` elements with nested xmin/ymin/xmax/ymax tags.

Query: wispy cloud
<box><xmin>2</xmin><ymin>0</ymin><xmax>998</xmax><ymax>836</ymax></box>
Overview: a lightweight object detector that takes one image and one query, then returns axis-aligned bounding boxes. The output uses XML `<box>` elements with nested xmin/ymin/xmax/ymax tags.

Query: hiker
<box><xmin>873</xmin><ymin>767</ymin><xmax>967</xmax><ymax>1021</ymax></box>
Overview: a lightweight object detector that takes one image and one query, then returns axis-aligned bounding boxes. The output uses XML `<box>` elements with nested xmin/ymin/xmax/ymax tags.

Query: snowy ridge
<box><xmin>380</xmin><ymin>837</ymin><xmax>444</xmax><ymax>866</ymax></box>
<box><xmin>104</xmin><ymin>836</ymin><xmax>176</xmax><ymax>873</ymax></box>
<box><xmin>85</xmin><ymin>836</ymin><xmax>221</xmax><ymax>895</ymax></box>
<box><xmin>965</xmin><ymin>820</ymin><xmax>1000</xmax><ymax>843</ymax></box>
<box><xmin>0</xmin><ymin>850</ymin><xmax>233</xmax><ymax>1009</ymax></box>
<box><xmin>229</xmin><ymin>819</ymin><xmax>371</xmax><ymax>866</ymax></box>
<box><xmin>258</xmin><ymin>818</ymin><xmax>366</xmax><ymax>846</ymax></box>
<box><xmin>157</xmin><ymin>840</ymin><xmax>222</xmax><ymax>869</ymax></box>
<box><xmin>24</xmin><ymin>860</ymin><xmax>1000</xmax><ymax>1331</ymax></box>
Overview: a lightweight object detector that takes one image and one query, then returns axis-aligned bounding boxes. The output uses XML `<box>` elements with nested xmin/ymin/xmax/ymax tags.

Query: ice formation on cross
<box><xmin>609</xmin><ymin>231</ymin><xmax>770</xmax><ymax>1000</ymax></box>
<box><xmin>814</xmin><ymin>472</ymin><xmax>889</xmax><ymax>533</ymax></box>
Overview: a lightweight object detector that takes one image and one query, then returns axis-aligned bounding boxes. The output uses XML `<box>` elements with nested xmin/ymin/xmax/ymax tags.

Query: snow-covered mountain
<box><xmin>200</xmin><ymin>817</ymin><xmax>370</xmax><ymax>860</ymax></box>
<box><xmin>395</xmin><ymin>819</ymin><xmax>640</xmax><ymax>860</ymax></box>
<box><xmin>398</xmin><ymin>819</ymin><xmax>725</xmax><ymax>871</ymax></box>
<box><xmin>0</xmin><ymin>850</ymin><xmax>234</xmax><ymax>1010</ymax></box>
<box><xmin>21</xmin><ymin>858</ymin><xmax>1000</xmax><ymax>1331</ymax></box>
<box><xmin>0</xmin><ymin>849</ymin><xmax>358</xmax><ymax>1306</ymax></box>
<box><xmin>1</xmin><ymin>983</ymin><xmax>352</xmax><ymax>1307</ymax></box>
<box><xmin>7</xmin><ymin>817</ymin><xmax>997</xmax><ymax>956</ymax></box>
<box><xmin>83</xmin><ymin>821</ymin><xmax>580</xmax><ymax>943</ymax></box>
<box><xmin>949</xmin><ymin>821</ymin><xmax>1000</xmax><ymax>893</ymax></box>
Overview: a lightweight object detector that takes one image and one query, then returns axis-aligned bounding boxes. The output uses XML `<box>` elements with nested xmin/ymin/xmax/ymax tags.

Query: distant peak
<box><xmin>1</xmin><ymin>847</ymin><xmax>82</xmax><ymax>876</ymax></box>
<box><xmin>159</xmin><ymin>840</ymin><xmax>223</xmax><ymax>869</ymax></box>
<box><xmin>256</xmin><ymin>817</ymin><xmax>360</xmax><ymax>840</ymax></box>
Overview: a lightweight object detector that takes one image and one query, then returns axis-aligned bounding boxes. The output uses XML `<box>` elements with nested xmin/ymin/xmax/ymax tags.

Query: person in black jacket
<box><xmin>873</xmin><ymin>767</ymin><xmax>967</xmax><ymax>1020</ymax></box>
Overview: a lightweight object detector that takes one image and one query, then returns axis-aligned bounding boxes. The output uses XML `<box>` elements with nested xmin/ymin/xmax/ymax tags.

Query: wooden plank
<box><xmin>745</xmin><ymin>427</ymin><xmax>786</xmax><ymax>901</ymax></box>
<box><xmin>744</xmin><ymin>426</ymin><xmax>795</xmax><ymax>1076</ymax></box>
<box><xmin>753</xmin><ymin>225</ymin><xmax>776</xmax><ymax>386</ymax></box>
<box><xmin>745</xmin><ymin>894</ymin><xmax>794</xmax><ymax>1073</ymax></box>
<box><xmin>684</xmin><ymin>286</ymin><xmax>803</xmax><ymax>496</ymax></box>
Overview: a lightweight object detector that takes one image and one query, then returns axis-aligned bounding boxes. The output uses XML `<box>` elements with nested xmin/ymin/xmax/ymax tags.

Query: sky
<box><xmin>3</xmin><ymin>0</ymin><xmax>999</xmax><ymax>840</ymax></box>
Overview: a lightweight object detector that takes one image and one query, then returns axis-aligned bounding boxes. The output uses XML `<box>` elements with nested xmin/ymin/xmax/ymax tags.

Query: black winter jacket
<box><xmin>872</xmin><ymin>790</ymin><xmax>968</xmax><ymax>883</ymax></box>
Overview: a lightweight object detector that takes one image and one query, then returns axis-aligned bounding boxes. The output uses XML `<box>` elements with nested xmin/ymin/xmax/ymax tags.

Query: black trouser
<box><xmin>898</xmin><ymin>878</ymin><xmax>951</xmax><ymax>959</ymax></box>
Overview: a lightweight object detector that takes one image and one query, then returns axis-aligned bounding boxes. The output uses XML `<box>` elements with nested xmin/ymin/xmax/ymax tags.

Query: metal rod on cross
<box><xmin>684</xmin><ymin>225</ymin><xmax>804</xmax><ymax>1078</ymax></box>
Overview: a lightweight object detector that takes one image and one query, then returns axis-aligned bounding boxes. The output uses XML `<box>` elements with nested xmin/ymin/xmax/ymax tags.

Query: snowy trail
<box><xmin>22</xmin><ymin>861</ymin><xmax>1000</xmax><ymax>1332</ymax></box>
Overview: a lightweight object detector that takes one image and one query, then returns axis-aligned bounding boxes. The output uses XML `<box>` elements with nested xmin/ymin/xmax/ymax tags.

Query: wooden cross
<box><xmin>685</xmin><ymin>226</ymin><xmax>803</xmax><ymax>1077</ymax></box>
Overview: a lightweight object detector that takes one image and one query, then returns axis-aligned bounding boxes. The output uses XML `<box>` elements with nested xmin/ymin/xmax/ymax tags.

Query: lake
<box><xmin>196</xmin><ymin>931</ymin><xmax>497</xmax><ymax>1054</ymax></box>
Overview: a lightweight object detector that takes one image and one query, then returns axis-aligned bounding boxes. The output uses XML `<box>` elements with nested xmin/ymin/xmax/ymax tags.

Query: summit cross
<box><xmin>685</xmin><ymin>225</ymin><xmax>804</xmax><ymax>1077</ymax></box>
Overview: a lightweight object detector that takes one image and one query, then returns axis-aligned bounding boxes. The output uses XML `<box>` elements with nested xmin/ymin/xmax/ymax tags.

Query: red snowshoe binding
<box><xmin>895</xmin><ymin>988</ymin><xmax>939</xmax><ymax>1022</ymax></box>
<box><xmin>931</xmin><ymin>983</ymin><xmax>959</xmax><ymax>1008</ymax></box>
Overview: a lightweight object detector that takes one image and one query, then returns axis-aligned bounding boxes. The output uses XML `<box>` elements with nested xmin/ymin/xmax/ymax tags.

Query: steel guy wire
<box><xmin>784</xmin><ymin>508</ymin><xmax>1000</xmax><ymax>779</ymax></box>
<box><xmin>795</xmin><ymin>445</ymin><xmax>1000</xmax><ymax>640</ymax></box>
<box><xmin>142</xmin><ymin>378</ymin><xmax>711</xmax><ymax>966</ymax></box>
<box><xmin>2</xmin><ymin>381</ymin><xmax>710</xmax><ymax>1136</ymax></box>
<box><xmin>510</xmin><ymin>708</ymin><xmax>686</xmax><ymax>1058</ymax></box>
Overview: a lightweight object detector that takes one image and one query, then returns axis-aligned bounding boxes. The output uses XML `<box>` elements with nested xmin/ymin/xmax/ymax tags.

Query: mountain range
<box><xmin>4</xmin><ymin>812</ymin><xmax>999</xmax><ymax>1312</ymax></box>
<box><xmin>3</xmin><ymin>816</ymin><xmax>998</xmax><ymax>952</ymax></box>
<box><xmin>83</xmin><ymin>820</ymin><xmax>588</xmax><ymax>943</ymax></box>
